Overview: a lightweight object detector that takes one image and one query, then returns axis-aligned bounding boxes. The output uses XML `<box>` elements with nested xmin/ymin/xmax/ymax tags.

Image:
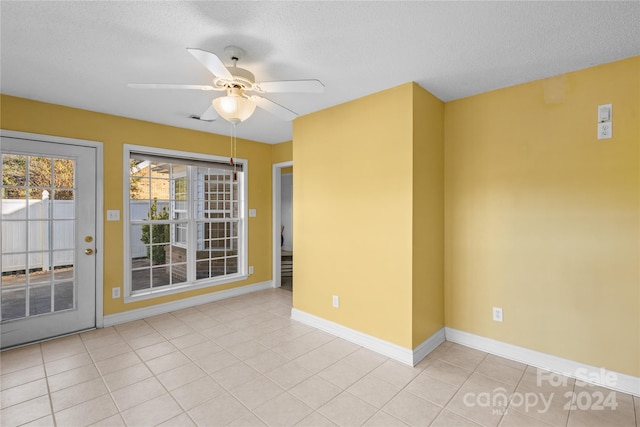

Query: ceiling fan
<box><xmin>129</xmin><ymin>46</ymin><xmax>324</xmax><ymax>123</ymax></box>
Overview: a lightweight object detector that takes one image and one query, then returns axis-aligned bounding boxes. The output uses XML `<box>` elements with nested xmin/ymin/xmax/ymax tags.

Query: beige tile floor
<box><xmin>1</xmin><ymin>288</ymin><xmax>638</xmax><ymax>427</ymax></box>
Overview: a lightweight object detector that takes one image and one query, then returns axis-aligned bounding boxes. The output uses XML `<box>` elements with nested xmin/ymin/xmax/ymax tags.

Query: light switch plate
<box><xmin>598</xmin><ymin>104</ymin><xmax>612</xmax><ymax>122</ymax></box>
<box><xmin>249</xmin><ymin>209</ymin><xmax>256</xmax><ymax>217</ymax></box>
<box><xmin>107</xmin><ymin>210</ymin><xmax>120</xmax><ymax>221</ymax></box>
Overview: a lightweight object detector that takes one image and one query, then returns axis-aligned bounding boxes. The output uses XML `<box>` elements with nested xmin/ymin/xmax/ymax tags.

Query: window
<box><xmin>125</xmin><ymin>146</ymin><xmax>246</xmax><ymax>299</ymax></box>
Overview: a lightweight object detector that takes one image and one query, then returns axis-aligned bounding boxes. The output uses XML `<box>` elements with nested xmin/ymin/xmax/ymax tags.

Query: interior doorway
<box><xmin>272</xmin><ymin>161</ymin><xmax>293</xmax><ymax>290</ymax></box>
<box><xmin>280</xmin><ymin>171</ymin><xmax>293</xmax><ymax>291</ymax></box>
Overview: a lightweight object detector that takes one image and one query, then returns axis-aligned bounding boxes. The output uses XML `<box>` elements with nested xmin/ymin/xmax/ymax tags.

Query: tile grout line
<box><xmin>211</xmin><ymin>297</ymin><xmax>307</xmax><ymax>426</ymax></box>
<box><xmin>144</xmin><ymin>295</ymin><xmax>294</xmax><ymax>426</ymax></box>
<box><xmin>440</xmin><ymin>349</ymin><xmax>490</xmax><ymax>427</ymax></box>
<box><xmin>372</xmin><ymin>359</ymin><xmax>437</xmax><ymax>426</ymax></box>
<box><xmin>140</xmin><ymin>313</ymin><xmax>205</xmax><ymax>426</ymax></box>
<box><xmin>173</xmin><ymin>316</ymin><xmax>272</xmax><ymax>426</ymax></box>
<box><xmin>39</xmin><ymin>343</ymin><xmax>58</xmax><ymax>427</ymax></box>
<box><xmin>108</xmin><ymin>321</ymin><xmax>155</xmax><ymax>423</ymax></box>
<box><xmin>503</xmin><ymin>359</ymin><xmax>531</xmax><ymax>425</ymax></box>
<box><xmin>564</xmin><ymin>372</ymin><xmax>577</xmax><ymax>427</ymax></box>
<box><xmin>428</xmin><ymin>346</ymin><xmax>484</xmax><ymax>426</ymax></box>
<box><xmin>296</xmin><ymin>349</ymin><xmax>389</xmax><ymax>426</ymax></box>
<box><xmin>82</xmin><ymin>326</ymin><xmax>126</xmax><ymax>426</ymax></box>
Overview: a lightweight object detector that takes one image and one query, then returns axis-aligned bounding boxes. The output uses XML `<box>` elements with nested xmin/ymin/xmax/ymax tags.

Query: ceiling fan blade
<box><xmin>251</xmin><ymin>95</ymin><xmax>298</xmax><ymax>121</ymax></box>
<box><xmin>187</xmin><ymin>48</ymin><xmax>233</xmax><ymax>80</ymax></box>
<box><xmin>128</xmin><ymin>83</ymin><xmax>218</xmax><ymax>90</ymax></box>
<box><xmin>199</xmin><ymin>105</ymin><xmax>218</xmax><ymax>121</ymax></box>
<box><xmin>256</xmin><ymin>80</ymin><xmax>324</xmax><ymax>93</ymax></box>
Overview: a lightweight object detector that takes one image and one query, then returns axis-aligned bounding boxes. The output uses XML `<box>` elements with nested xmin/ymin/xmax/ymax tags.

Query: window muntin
<box><xmin>126</xmin><ymin>148</ymin><xmax>246</xmax><ymax>299</ymax></box>
<box><xmin>172</xmin><ymin>173</ymin><xmax>188</xmax><ymax>247</ymax></box>
<box><xmin>194</xmin><ymin>169</ymin><xmax>239</xmax><ymax>279</ymax></box>
<box><xmin>1</xmin><ymin>154</ymin><xmax>78</xmax><ymax>320</ymax></box>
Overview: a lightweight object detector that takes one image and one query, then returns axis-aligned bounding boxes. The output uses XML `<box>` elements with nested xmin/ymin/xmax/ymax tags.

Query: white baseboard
<box><xmin>290</xmin><ymin>308</ymin><xmax>445</xmax><ymax>366</ymax></box>
<box><xmin>104</xmin><ymin>281</ymin><xmax>273</xmax><ymax>327</ymax></box>
<box><xmin>445</xmin><ymin>327</ymin><xmax>640</xmax><ymax>397</ymax></box>
<box><xmin>413</xmin><ymin>327</ymin><xmax>446</xmax><ymax>365</ymax></box>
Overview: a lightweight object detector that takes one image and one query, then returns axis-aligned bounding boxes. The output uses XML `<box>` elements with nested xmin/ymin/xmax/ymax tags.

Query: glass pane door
<box><xmin>1</xmin><ymin>136</ymin><xmax>96</xmax><ymax>348</ymax></box>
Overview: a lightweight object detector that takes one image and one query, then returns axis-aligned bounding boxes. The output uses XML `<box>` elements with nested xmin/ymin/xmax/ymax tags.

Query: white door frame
<box><xmin>1</xmin><ymin>129</ymin><xmax>104</xmax><ymax>328</ymax></box>
<box><xmin>272</xmin><ymin>161</ymin><xmax>292</xmax><ymax>288</ymax></box>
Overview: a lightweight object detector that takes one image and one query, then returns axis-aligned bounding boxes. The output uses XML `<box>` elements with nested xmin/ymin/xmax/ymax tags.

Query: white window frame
<box><xmin>171</xmin><ymin>172</ymin><xmax>188</xmax><ymax>249</ymax></box>
<box><xmin>123</xmin><ymin>145</ymin><xmax>248</xmax><ymax>302</ymax></box>
<box><xmin>197</xmin><ymin>172</ymin><xmax>237</xmax><ymax>252</ymax></box>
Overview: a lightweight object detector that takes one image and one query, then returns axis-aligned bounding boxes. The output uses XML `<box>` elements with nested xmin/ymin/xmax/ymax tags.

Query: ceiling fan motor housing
<box><xmin>214</xmin><ymin>66</ymin><xmax>256</xmax><ymax>91</ymax></box>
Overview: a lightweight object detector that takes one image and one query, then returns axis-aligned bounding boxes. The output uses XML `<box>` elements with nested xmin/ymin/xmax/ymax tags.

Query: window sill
<box><xmin>124</xmin><ymin>274</ymin><xmax>248</xmax><ymax>304</ymax></box>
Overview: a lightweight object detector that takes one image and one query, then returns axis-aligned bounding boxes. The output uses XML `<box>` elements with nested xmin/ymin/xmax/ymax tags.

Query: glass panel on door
<box><xmin>1</xmin><ymin>154</ymin><xmax>76</xmax><ymax>322</ymax></box>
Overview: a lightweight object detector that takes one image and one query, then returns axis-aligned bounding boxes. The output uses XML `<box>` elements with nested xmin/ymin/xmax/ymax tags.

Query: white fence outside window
<box><xmin>2</xmin><ymin>200</ymin><xmax>168</xmax><ymax>273</ymax></box>
<box><xmin>2</xmin><ymin>199</ymin><xmax>74</xmax><ymax>272</ymax></box>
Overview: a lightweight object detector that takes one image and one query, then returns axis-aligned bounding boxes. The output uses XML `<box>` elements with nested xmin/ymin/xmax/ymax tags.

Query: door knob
<box><xmin>85</xmin><ymin>248</ymin><xmax>94</xmax><ymax>255</ymax></box>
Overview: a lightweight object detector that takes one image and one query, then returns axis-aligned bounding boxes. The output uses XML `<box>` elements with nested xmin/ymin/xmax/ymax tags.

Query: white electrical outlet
<box><xmin>492</xmin><ymin>307</ymin><xmax>503</xmax><ymax>322</ymax></box>
<box><xmin>598</xmin><ymin>122</ymin><xmax>612</xmax><ymax>139</ymax></box>
<box><xmin>248</xmin><ymin>266</ymin><xmax>254</xmax><ymax>275</ymax></box>
<box><xmin>112</xmin><ymin>287</ymin><xmax>121</xmax><ymax>299</ymax></box>
<box><xmin>332</xmin><ymin>295</ymin><xmax>339</xmax><ymax>308</ymax></box>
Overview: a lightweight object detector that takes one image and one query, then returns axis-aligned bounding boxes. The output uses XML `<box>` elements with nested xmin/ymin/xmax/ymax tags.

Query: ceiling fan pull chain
<box><xmin>229</xmin><ymin>123</ymin><xmax>234</xmax><ymax>166</ymax></box>
<box><xmin>230</xmin><ymin>122</ymin><xmax>238</xmax><ymax>181</ymax></box>
<box><xmin>234</xmin><ymin>124</ymin><xmax>238</xmax><ymax>181</ymax></box>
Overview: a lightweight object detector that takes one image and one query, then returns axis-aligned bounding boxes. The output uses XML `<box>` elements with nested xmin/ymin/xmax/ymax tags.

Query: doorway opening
<box><xmin>272</xmin><ymin>161</ymin><xmax>292</xmax><ymax>291</ymax></box>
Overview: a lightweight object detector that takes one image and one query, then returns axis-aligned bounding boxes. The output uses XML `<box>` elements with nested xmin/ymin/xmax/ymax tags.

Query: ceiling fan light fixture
<box><xmin>213</xmin><ymin>86</ymin><xmax>256</xmax><ymax>123</ymax></box>
<box><xmin>130</xmin><ymin>47</ymin><xmax>323</xmax><ymax>123</ymax></box>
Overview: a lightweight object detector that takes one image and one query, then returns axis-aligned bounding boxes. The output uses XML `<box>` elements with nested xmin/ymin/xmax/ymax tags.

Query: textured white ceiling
<box><xmin>1</xmin><ymin>1</ymin><xmax>638</xmax><ymax>144</ymax></box>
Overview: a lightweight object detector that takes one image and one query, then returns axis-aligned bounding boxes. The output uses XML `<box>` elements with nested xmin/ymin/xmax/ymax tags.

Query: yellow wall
<box><xmin>444</xmin><ymin>57</ymin><xmax>640</xmax><ymax>376</ymax></box>
<box><xmin>3</xmin><ymin>56</ymin><xmax>636</xmax><ymax>377</ymax></box>
<box><xmin>412</xmin><ymin>84</ymin><xmax>445</xmax><ymax>346</ymax></box>
<box><xmin>1</xmin><ymin>95</ymin><xmax>274</xmax><ymax>315</ymax></box>
<box><xmin>293</xmin><ymin>84</ymin><xmax>414</xmax><ymax>347</ymax></box>
<box><xmin>272</xmin><ymin>140</ymin><xmax>292</xmax><ymax>164</ymax></box>
<box><xmin>293</xmin><ymin>83</ymin><xmax>445</xmax><ymax>349</ymax></box>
